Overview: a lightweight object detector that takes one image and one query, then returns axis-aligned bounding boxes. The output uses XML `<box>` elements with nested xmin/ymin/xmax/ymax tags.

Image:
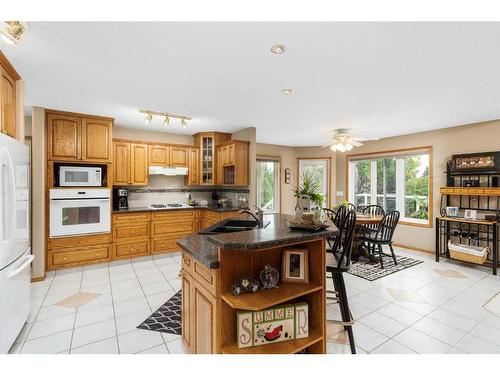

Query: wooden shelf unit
<box><xmin>221</xmin><ymin>329</ymin><xmax>322</xmax><ymax>354</ymax></box>
<box><xmin>218</xmin><ymin>239</ymin><xmax>326</xmax><ymax>354</ymax></box>
<box><xmin>221</xmin><ymin>282</ymin><xmax>323</xmax><ymax>311</ymax></box>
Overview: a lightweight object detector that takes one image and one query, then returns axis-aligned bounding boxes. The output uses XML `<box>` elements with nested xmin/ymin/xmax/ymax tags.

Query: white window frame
<box><xmin>256</xmin><ymin>158</ymin><xmax>281</xmax><ymax>214</ymax></box>
<box><xmin>347</xmin><ymin>147</ymin><xmax>432</xmax><ymax>227</ymax></box>
<box><xmin>298</xmin><ymin>158</ymin><xmax>330</xmax><ymax>207</ymax></box>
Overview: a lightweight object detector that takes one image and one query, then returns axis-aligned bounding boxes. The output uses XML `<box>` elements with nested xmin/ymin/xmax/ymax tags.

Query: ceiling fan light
<box><xmin>181</xmin><ymin>118</ymin><xmax>187</xmax><ymax>128</ymax></box>
<box><xmin>336</xmin><ymin>144</ymin><xmax>347</xmax><ymax>152</ymax></box>
<box><xmin>145</xmin><ymin>113</ymin><xmax>152</xmax><ymax>124</ymax></box>
<box><xmin>346</xmin><ymin>144</ymin><xmax>353</xmax><ymax>151</ymax></box>
<box><xmin>163</xmin><ymin>115</ymin><xmax>169</xmax><ymax>127</ymax></box>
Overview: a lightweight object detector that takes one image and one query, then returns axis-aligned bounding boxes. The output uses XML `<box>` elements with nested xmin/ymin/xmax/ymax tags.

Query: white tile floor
<box><xmin>8</xmin><ymin>247</ymin><xmax>500</xmax><ymax>354</ymax></box>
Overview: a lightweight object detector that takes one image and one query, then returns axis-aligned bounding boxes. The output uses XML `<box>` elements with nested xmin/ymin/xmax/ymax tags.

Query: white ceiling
<box><xmin>3</xmin><ymin>22</ymin><xmax>500</xmax><ymax>146</ymax></box>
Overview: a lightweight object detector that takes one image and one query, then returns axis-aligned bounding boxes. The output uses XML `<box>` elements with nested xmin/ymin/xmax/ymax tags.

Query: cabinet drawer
<box><xmin>113</xmin><ymin>212</ymin><xmax>150</xmax><ymax>224</ymax></box>
<box><xmin>151</xmin><ymin>210</ymin><xmax>195</xmax><ymax>221</ymax></box>
<box><xmin>182</xmin><ymin>252</ymin><xmax>194</xmax><ymax>274</ymax></box>
<box><xmin>50</xmin><ymin>244</ymin><xmax>110</xmax><ymax>268</ymax></box>
<box><xmin>113</xmin><ymin>242</ymin><xmax>149</xmax><ymax>258</ymax></box>
<box><xmin>113</xmin><ymin>222</ymin><xmax>150</xmax><ymax>242</ymax></box>
<box><xmin>48</xmin><ymin>233</ymin><xmax>111</xmax><ymax>250</ymax></box>
<box><xmin>151</xmin><ymin>220</ymin><xmax>194</xmax><ymax>236</ymax></box>
<box><xmin>204</xmin><ymin>210</ymin><xmax>221</xmax><ymax>222</ymax></box>
<box><xmin>193</xmin><ymin>260</ymin><xmax>219</xmax><ymax>297</ymax></box>
<box><xmin>152</xmin><ymin>238</ymin><xmax>180</xmax><ymax>254</ymax></box>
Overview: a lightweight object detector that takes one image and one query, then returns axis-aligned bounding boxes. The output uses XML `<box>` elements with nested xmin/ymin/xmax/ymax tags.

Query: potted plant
<box><xmin>293</xmin><ymin>170</ymin><xmax>324</xmax><ymax>217</ymax></box>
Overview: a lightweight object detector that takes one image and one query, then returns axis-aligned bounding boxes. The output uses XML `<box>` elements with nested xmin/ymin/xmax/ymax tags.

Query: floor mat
<box><xmin>137</xmin><ymin>290</ymin><xmax>182</xmax><ymax>335</ymax></box>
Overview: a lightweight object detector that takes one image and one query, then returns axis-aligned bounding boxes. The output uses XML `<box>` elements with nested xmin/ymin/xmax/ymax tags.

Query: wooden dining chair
<box><xmin>326</xmin><ymin>209</ymin><xmax>357</xmax><ymax>354</ymax></box>
<box><xmin>360</xmin><ymin>210</ymin><xmax>400</xmax><ymax>268</ymax></box>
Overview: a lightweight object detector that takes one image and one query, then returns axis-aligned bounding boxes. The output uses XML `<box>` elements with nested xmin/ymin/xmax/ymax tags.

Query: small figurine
<box><xmin>231</xmin><ymin>276</ymin><xmax>260</xmax><ymax>296</ymax></box>
<box><xmin>260</xmin><ymin>264</ymin><xmax>279</xmax><ymax>289</ymax></box>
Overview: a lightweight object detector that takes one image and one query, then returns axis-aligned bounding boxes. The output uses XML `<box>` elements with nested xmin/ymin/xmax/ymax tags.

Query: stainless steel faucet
<box><xmin>239</xmin><ymin>205</ymin><xmax>264</xmax><ymax>228</ymax></box>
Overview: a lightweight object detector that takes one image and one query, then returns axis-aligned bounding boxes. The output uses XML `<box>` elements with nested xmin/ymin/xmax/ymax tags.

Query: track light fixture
<box><xmin>139</xmin><ymin>109</ymin><xmax>191</xmax><ymax>128</ymax></box>
<box><xmin>0</xmin><ymin>21</ymin><xmax>28</xmax><ymax>45</ymax></box>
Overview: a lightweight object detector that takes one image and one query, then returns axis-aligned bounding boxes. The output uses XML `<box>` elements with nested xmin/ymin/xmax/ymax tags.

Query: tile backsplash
<box><xmin>127</xmin><ymin>175</ymin><xmax>249</xmax><ymax>208</ymax></box>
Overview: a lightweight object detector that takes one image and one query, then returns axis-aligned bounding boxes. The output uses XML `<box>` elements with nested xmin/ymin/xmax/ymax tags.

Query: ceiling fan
<box><xmin>322</xmin><ymin>130</ymin><xmax>378</xmax><ymax>152</ymax></box>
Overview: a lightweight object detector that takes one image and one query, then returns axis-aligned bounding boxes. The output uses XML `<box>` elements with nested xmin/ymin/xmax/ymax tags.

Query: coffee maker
<box><xmin>113</xmin><ymin>188</ymin><xmax>129</xmax><ymax>210</ymax></box>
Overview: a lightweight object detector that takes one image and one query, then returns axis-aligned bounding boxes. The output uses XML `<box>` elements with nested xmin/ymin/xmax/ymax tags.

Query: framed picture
<box><xmin>284</xmin><ymin>168</ymin><xmax>291</xmax><ymax>184</ymax></box>
<box><xmin>445</xmin><ymin>207</ymin><xmax>459</xmax><ymax>217</ymax></box>
<box><xmin>464</xmin><ymin>209</ymin><xmax>477</xmax><ymax>220</ymax></box>
<box><xmin>281</xmin><ymin>248</ymin><xmax>308</xmax><ymax>283</ymax></box>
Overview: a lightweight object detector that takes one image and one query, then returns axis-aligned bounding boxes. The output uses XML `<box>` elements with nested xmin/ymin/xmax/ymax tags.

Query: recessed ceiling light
<box><xmin>282</xmin><ymin>89</ymin><xmax>293</xmax><ymax>95</ymax></box>
<box><xmin>271</xmin><ymin>44</ymin><xmax>286</xmax><ymax>54</ymax></box>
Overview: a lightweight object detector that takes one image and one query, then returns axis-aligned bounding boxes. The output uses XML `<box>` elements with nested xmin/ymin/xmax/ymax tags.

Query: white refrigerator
<box><xmin>0</xmin><ymin>132</ymin><xmax>32</xmax><ymax>354</ymax></box>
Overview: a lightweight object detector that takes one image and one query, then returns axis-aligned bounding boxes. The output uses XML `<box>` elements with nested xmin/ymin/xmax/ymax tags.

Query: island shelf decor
<box><xmin>237</xmin><ymin>302</ymin><xmax>309</xmax><ymax>348</ymax></box>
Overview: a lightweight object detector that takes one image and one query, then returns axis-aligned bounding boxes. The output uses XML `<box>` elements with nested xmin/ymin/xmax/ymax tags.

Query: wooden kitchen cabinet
<box><xmin>150</xmin><ymin>210</ymin><xmax>196</xmax><ymax>255</ymax></box>
<box><xmin>130</xmin><ymin>143</ymin><xmax>148</xmax><ymax>185</ymax></box>
<box><xmin>46</xmin><ymin>109</ymin><xmax>113</xmax><ymax>162</ymax></box>
<box><xmin>0</xmin><ymin>65</ymin><xmax>17</xmax><ymax>139</ymax></box>
<box><xmin>216</xmin><ymin>140</ymin><xmax>249</xmax><ymax>186</ymax></box>
<box><xmin>47</xmin><ymin>113</ymin><xmax>82</xmax><ymax>161</ymax></box>
<box><xmin>113</xmin><ymin>141</ymin><xmax>148</xmax><ymax>186</ymax></box>
<box><xmin>113</xmin><ymin>142</ymin><xmax>130</xmax><ymax>185</ymax></box>
<box><xmin>187</xmin><ymin>147</ymin><xmax>200</xmax><ymax>185</ymax></box>
<box><xmin>170</xmin><ymin>146</ymin><xmax>188</xmax><ymax>167</ymax></box>
<box><xmin>149</xmin><ymin>144</ymin><xmax>169</xmax><ymax>166</ymax></box>
<box><xmin>112</xmin><ymin>212</ymin><xmax>151</xmax><ymax>260</ymax></box>
<box><xmin>194</xmin><ymin>132</ymin><xmax>231</xmax><ymax>185</ymax></box>
<box><xmin>81</xmin><ymin>117</ymin><xmax>113</xmax><ymax>162</ymax></box>
<box><xmin>181</xmin><ymin>253</ymin><xmax>220</xmax><ymax>354</ymax></box>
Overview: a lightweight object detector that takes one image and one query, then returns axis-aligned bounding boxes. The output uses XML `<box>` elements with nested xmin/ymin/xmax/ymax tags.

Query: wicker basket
<box><xmin>448</xmin><ymin>240</ymin><xmax>490</xmax><ymax>265</ymax></box>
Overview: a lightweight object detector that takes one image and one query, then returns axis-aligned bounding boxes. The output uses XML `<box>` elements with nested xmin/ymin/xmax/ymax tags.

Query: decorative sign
<box><xmin>237</xmin><ymin>302</ymin><xmax>309</xmax><ymax>348</ymax></box>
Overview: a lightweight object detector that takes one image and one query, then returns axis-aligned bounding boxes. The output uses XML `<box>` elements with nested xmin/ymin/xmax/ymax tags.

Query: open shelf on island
<box><xmin>221</xmin><ymin>282</ymin><xmax>323</xmax><ymax>311</ymax></box>
<box><xmin>221</xmin><ymin>329</ymin><xmax>322</xmax><ymax>354</ymax></box>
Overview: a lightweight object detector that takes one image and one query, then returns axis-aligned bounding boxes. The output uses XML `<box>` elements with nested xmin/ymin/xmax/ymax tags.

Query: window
<box><xmin>298</xmin><ymin>158</ymin><xmax>330</xmax><ymax>207</ymax></box>
<box><xmin>256</xmin><ymin>158</ymin><xmax>280</xmax><ymax>213</ymax></box>
<box><xmin>348</xmin><ymin>147</ymin><xmax>432</xmax><ymax>226</ymax></box>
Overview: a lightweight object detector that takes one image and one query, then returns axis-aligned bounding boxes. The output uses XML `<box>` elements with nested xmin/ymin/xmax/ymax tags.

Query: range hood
<box><xmin>148</xmin><ymin>166</ymin><xmax>189</xmax><ymax>176</ymax></box>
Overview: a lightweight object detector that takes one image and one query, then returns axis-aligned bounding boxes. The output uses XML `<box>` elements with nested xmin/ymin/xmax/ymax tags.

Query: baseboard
<box><xmin>31</xmin><ymin>275</ymin><xmax>46</xmax><ymax>283</ymax></box>
<box><xmin>394</xmin><ymin>243</ymin><xmax>433</xmax><ymax>254</ymax></box>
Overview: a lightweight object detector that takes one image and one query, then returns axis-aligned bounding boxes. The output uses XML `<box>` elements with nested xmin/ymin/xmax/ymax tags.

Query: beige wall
<box><xmin>335</xmin><ymin>119</ymin><xmax>500</xmax><ymax>252</ymax></box>
<box><xmin>112</xmin><ymin>126</ymin><xmax>194</xmax><ymax>145</ymax></box>
<box><xmin>256</xmin><ymin>143</ymin><xmax>297</xmax><ymax>215</ymax></box>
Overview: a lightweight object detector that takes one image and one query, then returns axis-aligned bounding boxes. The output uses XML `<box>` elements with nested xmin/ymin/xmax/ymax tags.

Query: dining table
<box><xmin>351</xmin><ymin>213</ymin><xmax>384</xmax><ymax>262</ymax></box>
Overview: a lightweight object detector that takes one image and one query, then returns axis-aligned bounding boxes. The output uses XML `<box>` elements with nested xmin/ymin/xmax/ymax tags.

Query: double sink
<box><xmin>199</xmin><ymin>219</ymin><xmax>270</xmax><ymax>234</ymax></box>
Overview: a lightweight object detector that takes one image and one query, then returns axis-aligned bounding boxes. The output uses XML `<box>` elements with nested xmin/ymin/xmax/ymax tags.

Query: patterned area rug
<box><xmin>137</xmin><ymin>290</ymin><xmax>182</xmax><ymax>335</ymax></box>
<box><xmin>347</xmin><ymin>255</ymin><xmax>423</xmax><ymax>281</ymax></box>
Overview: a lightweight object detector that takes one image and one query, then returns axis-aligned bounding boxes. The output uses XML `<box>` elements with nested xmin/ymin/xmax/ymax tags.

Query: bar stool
<box><xmin>326</xmin><ymin>209</ymin><xmax>357</xmax><ymax>354</ymax></box>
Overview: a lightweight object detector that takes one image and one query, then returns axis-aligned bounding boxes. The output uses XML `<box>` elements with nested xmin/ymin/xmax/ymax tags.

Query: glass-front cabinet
<box><xmin>194</xmin><ymin>132</ymin><xmax>231</xmax><ymax>185</ymax></box>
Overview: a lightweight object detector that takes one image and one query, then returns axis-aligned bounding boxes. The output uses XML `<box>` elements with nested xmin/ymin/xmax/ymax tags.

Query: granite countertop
<box><xmin>177</xmin><ymin>213</ymin><xmax>339</xmax><ymax>269</ymax></box>
<box><xmin>112</xmin><ymin>205</ymin><xmax>241</xmax><ymax>214</ymax></box>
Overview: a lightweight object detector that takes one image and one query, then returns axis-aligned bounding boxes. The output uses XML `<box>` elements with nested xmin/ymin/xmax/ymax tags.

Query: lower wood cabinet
<box><xmin>112</xmin><ymin>212</ymin><xmax>151</xmax><ymax>260</ymax></box>
<box><xmin>181</xmin><ymin>253</ymin><xmax>220</xmax><ymax>354</ymax></box>
<box><xmin>48</xmin><ymin>243</ymin><xmax>111</xmax><ymax>269</ymax></box>
<box><xmin>113</xmin><ymin>242</ymin><xmax>150</xmax><ymax>258</ymax></box>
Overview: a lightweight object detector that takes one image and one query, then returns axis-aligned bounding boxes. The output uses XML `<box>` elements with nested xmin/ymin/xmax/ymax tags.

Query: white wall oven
<box><xmin>50</xmin><ymin>188</ymin><xmax>110</xmax><ymax>237</ymax></box>
<box><xmin>59</xmin><ymin>165</ymin><xmax>102</xmax><ymax>187</ymax></box>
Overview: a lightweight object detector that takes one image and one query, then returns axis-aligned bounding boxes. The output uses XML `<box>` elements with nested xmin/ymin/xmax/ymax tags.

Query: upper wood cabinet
<box><xmin>130</xmin><ymin>144</ymin><xmax>148</xmax><ymax>185</ymax></box>
<box><xmin>148</xmin><ymin>144</ymin><xmax>188</xmax><ymax>167</ymax></box>
<box><xmin>113</xmin><ymin>142</ymin><xmax>130</xmax><ymax>185</ymax></box>
<box><xmin>170</xmin><ymin>146</ymin><xmax>188</xmax><ymax>167</ymax></box>
<box><xmin>82</xmin><ymin>118</ymin><xmax>112</xmax><ymax>162</ymax></box>
<box><xmin>193</xmin><ymin>132</ymin><xmax>231</xmax><ymax>185</ymax></box>
<box><xmin>187</xmin><ymin>147</ymin><xmax>200</xmax><ymax>186</ymax></box>
<box><xmin>113</xmin><ymin>141</ymin><xmax>148</xmax><ymax>186</ymax></box>
<box><xmin>47</xmin><ymin>113</ymin><xmax>82</xmax><ymax>161</ymax></box>
<box><xmin>46</xmin><ymin>110</ymin><xmax>113</xmax><ymax>162</ymax></box>
<box><xmin>0</xmin><ymin>65</ymin><xmax>17</xmax><ymax>139</ymax></box>
<box><xmin>149</xmin><ymin>144</ymin><xmax>169</xmax><ymax>166</ymax></box>
<box><xmin>216</xmin><ymin>140</ymin><xmax>249</xmax><ymax>186</ymax></box>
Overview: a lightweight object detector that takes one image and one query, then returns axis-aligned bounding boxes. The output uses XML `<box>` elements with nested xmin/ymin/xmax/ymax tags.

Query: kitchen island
<box><xmin>177</xmin><ymin>213</ymin><xmax>338</xmax><ymax>354</ymax></box>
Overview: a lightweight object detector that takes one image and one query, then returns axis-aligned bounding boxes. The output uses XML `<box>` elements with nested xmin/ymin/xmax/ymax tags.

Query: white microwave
<box><xmin>59</xmin><ymin>166</ymin><xmax>102</xmax><ymax>187</ymax></box>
